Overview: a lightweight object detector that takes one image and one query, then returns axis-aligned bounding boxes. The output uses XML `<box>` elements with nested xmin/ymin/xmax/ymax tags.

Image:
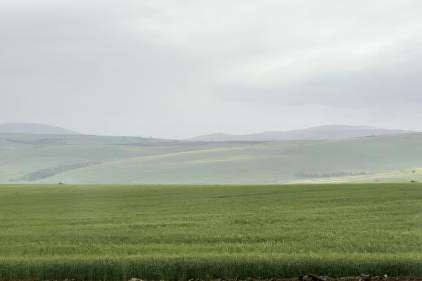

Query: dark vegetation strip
<box><xmin>1</xmin><ymin>258</ymin><xmax>422</xmax><ymax>281</ymax></box>
<box><xmin>11</xmin><ymin>162</ymin><xmax>100</xmax><ymax>181</ymax></box>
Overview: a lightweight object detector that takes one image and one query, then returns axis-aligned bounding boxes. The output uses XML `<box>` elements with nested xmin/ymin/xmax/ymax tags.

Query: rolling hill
<box><xmin>189</xmin><ymin>125</ymin><xmax>413</xmax><ymax>141</ymax></box>
<box><xmin>0</xmin><ymin>123</ymin><xmax>78</xmax><ymax>135</ymax></box>
<box><xmin>1</xmin><ymin>130</ymin><xmax>422</xmax><ymax>184</ymax></box>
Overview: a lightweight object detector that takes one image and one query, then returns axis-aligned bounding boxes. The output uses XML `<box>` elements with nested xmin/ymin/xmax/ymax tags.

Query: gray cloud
<box><xmin>1</xmin><ymin>0</ymin><xmax>422</xmax><ymax>138</ymax></box>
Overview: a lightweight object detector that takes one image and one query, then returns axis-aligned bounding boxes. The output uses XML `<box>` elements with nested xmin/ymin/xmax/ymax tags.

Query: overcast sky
<box><xmin>1</xmin><ymin>0</ymin><xmax>422</xmax><ymax>138</ymax></box>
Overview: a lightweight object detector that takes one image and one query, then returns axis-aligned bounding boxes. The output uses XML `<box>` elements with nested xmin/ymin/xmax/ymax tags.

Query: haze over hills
<box><xmin>0</xmin><ymin>123</ymin><xmax>78</xmax><ymax>135</ymax></box>
<box><xmin>0</xmin><ymin>122</ymin><xmax>422</xmax><ymax>184</ymax></box>
<box><xmin>189</xmin><ymin>125</ymin><xmax>414</xmax><ymax>142</ymax></box>
<box><xmin>1</xmin><ymin>123</ymin><xmax>414</xmax><ymax>141</ymax></box>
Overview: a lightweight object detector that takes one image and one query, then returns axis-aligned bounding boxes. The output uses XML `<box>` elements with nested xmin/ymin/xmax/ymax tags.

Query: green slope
<box><xmin>0</xmin><ymin>134</ymin><xmax>255</xmax><ymax>183</ymax></box>
<box><xmin>290</xmin><ymin>168</ymin><xmax>422</xmax><ymax>184</ymax></box>
<box><xmin>2</xmin><ymin>133</ymin><xmax>422</xmax><ymax>183</ymax></box>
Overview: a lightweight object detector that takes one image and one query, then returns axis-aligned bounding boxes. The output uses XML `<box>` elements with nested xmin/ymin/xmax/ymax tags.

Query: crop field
<box><xmin>0</xmin><ymin>184</ymin><xmax>422</xmax><ymax>280</ymax></box>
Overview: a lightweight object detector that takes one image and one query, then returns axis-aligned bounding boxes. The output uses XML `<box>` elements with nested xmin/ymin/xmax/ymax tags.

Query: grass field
<box><xmin>0</xmin><ymin>184</ymin><xmax>422</xmax><ymax>280</ymax></box>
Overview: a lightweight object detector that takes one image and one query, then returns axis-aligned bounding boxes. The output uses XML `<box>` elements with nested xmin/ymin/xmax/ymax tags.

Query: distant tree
<box><xmin>411</xmin><ymin>170</ymin><xmax>417</xmax><ymax>183</ymax></box>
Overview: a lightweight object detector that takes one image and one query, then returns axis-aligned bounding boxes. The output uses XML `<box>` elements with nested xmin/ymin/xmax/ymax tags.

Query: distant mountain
<box><xmin>189</xmin><ymin>125</ymin><xmax>413</xmax><ymax>142</ymax></box>
<box><xmin>0</xmin><ymin>123</ymin><xmax>78</xmax><ymax>135</ymax></box>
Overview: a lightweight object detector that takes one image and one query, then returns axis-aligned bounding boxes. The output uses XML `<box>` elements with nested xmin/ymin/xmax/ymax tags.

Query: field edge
<box><xmin>1</xmin><ymin>257</ymin><xmax>422</xmax><ymax>281</ymax></box>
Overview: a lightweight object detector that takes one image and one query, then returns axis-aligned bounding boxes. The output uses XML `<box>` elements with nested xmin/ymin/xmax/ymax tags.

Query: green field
<box><xmin>1</xmin><ymin>184</ymin><xmax>422</xmax><ymax>280</ymax></box>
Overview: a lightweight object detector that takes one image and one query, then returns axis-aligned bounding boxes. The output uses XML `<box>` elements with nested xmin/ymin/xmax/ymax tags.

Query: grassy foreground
<box><xmin>0</xmin><ymin>184</ymin><xmax>421</xmax><ymax>280</ymax></box>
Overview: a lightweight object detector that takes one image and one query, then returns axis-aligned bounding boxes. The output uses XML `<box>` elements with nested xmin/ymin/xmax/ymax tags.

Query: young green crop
<box><xmin>0</xmin><ymin>184</ymin><xmax>421</xmax><ymax>280</ymax></box>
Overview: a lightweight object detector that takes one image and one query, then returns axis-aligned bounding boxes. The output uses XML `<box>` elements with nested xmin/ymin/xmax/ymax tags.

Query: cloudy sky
<box><xmin>1</xmin><ymin>0</ymin><xmax>422</xmax><ymax>138</ymax></box>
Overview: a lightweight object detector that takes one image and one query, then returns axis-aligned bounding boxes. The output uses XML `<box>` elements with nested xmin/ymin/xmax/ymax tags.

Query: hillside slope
<box><xmin>1</xmin><ymin>132</ymin><xmax>422</xmax><ymax>184</ymax></box>
<box><xmin>189</xmin><ymin>125</ymin><xmax>412</xmax><ymax>142</ymax></box>
<box><xmin>0</xmin><ymin>123</ymin><xmax>78</xmax><ymax>135</ymax></box>
<box><xmin>0</xmin><ymin>133</ymin><xmax>255</xmax><ymax>183</ymax></box>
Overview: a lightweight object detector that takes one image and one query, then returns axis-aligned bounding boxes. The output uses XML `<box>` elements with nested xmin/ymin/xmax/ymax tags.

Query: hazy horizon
<box><xmin>2</xmin><ymin>0</ymin><xmax>422</xmax><ymax>138</ymax></box>
<box><xmin>0</xmin><ymin>121</ymin><xmax>417</xmax><ymax>139</ymax></box>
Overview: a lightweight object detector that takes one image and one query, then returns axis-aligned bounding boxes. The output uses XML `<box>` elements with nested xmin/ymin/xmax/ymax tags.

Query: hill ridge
<box><xmin>0</xmin><ymin>122</ymin><xmax>78</xmax><ymax>135</ymax></box>
<box><xmin>189</xmin><ymin>125</ymin><xmax>413</xmax><ymax>142</ymax></box>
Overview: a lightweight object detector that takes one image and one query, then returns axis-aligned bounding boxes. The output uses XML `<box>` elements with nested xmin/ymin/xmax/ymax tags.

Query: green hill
<box><xmin>189</xmin><ymin>125</ymin><xmax>412</xmax><ymax>141</ymax></box>
<box><xmin>1</xmin><ymin>132</ymin><xmax>422</xmax><ymax>184</ymax></box>
<box><xmin>0</xmin><ymin>122</ymin><xmax>78</xmax><ymax>135</ymax></box>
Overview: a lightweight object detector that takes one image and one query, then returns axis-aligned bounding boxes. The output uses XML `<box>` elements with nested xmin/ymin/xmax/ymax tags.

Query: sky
<box><xmin>1</xmin><ymin>0</ymin><xmax>422</xmax><ymax>138</ymax></box>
